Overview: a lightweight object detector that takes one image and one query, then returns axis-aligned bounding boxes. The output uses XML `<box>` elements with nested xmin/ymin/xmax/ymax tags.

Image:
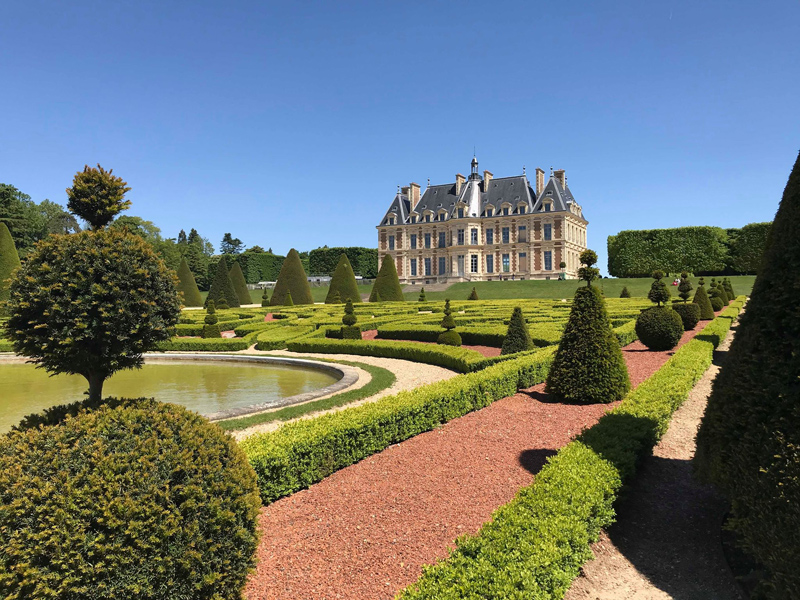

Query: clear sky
<box><xmin>2</xmin><ymin>0</ymin><xmax>798</xmax><ymax>273</ymax></box>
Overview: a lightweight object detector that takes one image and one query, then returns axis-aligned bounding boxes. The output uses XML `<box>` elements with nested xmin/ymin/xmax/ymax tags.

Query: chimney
<box><xmin>455</xmin><ymin>173</ymin><xmax>466</xmax><ymax>195</ymax></box>
<box><xmin>554</xmin><ymin>169</ymin><xmax>566</xmax><ymax>188</ymax></box>
<box><xmin>409</xmin><ymin>182</ymin><xmax>421</xmax><ymax>209</ymax></box>
<box><xmin>483</xmin><ymin>170</ymin><xmax>493</xmax><ymax>190</ymax></box>
<box><xmin>535</xmin><ymin>167</ymin><xmax>545</xmax><ymax>195</ymax></box>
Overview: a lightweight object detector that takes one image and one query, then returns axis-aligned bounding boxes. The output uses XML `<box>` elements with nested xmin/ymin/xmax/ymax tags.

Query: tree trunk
<box><xmin>87</xmin><ymin>373</ymin><xmax>105</xmax><ymax>403</ymax></box>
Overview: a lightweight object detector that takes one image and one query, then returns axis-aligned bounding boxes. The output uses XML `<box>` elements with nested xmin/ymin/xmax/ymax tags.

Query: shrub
<box><xmin>468</xmin><ymin>287</ymin><xmax>479</xmax><ymax>300</ymax></box>
<box><xmin>578</xmin><ymin>249</ymin><xmax>600</xmax><ymax>284</ymax></box>
<box><xmin>66</xmin><ymin>164</ymin><xmax>131</xmax><ymax>230</ymax></box>
<box><xmin>437</xmin><ymin>330</ymin><xmax>462</xmax><ymax>346</ymax></box>
<box><xmin>217</xmin><ymin>296</ymin><xmax>230</xmax><ymax>310</ymax></box>
<box><xmin>693</xmin><ymin>281</ymin><xmax>715</xmax><ymax>319</ymax></box>
<box><xmin>723</xmin><ymin>277</ymin><xmax>736</xmax><ymax>299</ymax></box>
<box><xmin>229</xmin><ymin>261</ymin><xmax>252</xmax><ymax>305</ymax></box>
<box><xmin>308</xmin><ymin>246</ymin><xmax>378</xmax><ymax>279</ymax></box>
<box><xmin>635</xmin><ymin>306</ymin><xmax>684</xmax><ymax>350</ymax></box>
<box><xmin>176</xmin><ymin>256</ymin><xmax>203</xmax><ymax>307</ymax></box>
<box><xmin>501</xmin><ymin>307</ymin><xmax>533</xmax><ymax>355</ymax></box>
<box><xmin>672</xmin><ymin>302</ymin><xmax>701</xmax><ymax>330</ymax></box>
<box><xmin>271</xmin><ymin>248</ymin><xmax>313</xmax><ymax>305</ymax></box>
<box><xmin>418</xmin><ymin>287</ymin><xmax>426</xmax><ymax>302</ymax></box>
<box><xmin>696</xmin><ymin>151</ymin><xmax>800</xmax><ymax>598</ymax></box>
<box><xmin>203</xmin><ymin>301</ymin><xmax>222</xmax><ymax>338</ymax></box>
<box><xmin>677</xmin><ymin>271</ymin><xmax>693</xmax><ymax>302</ymax></box>
<box><xmin>325</xmin><ymin>253</ymin><xmax>361</xmax><ymax>304</ymax></box>
<box><xmin>0</xmin><ymin>222</ymin><xmax>21</xmax><ymax>311</ymax></box>
<box><xmin>340</xmin><ymin>299</ymin><xmax>362</xmax><ymax>339</ymax></box>
<box><xmin>647</xmin><ymin>270</ymin><xmax>671</xmax><ymax>306</ymax></box>
<box><xmin>284</xmin><ymin>290</ymin><xmax>294</xmax><ymax>306</ymax></box>
<box><xmin>546</xmin><ymin>284</ymin><xmax>630</xmax><ymax>404</ymax></box>
<box><xmin>369</xmin><ymin>254</ymin><xmax>404</xmax><ymax>302</ymax></box>
<box><xmin>710</xmin><ymin>295</ymin><xmax>723</xmax><ymax>311</ymax></box>
<box><xmin>620</xmin><ymin>286</ymin><xmax>631</xmax><ymax>298</ymax></box>
<box><xmin>206</xmin><ymin>257</ymin><xmax>240</xmax><ymax>308</ymax></box>
<box><xmin>726</xmin><ymin>222</ymin><xmax>771</xmax><ymax>274</ymax></box>
<box><xmin>0</xmin><ymin>397</ymin><xmax>260</xmax><ymax>600</ymax></box>
<box><xmin>438</xmin><ymin>299</ymin><xmax>462</xmax><ymax>346</ymax></box>
<box><xmin>341</xmin><ymin>326</ymin><xmax>362</xmax><ymax>339</ymax></box>
<box><xmin>261</xmin><ymin>287</ymin><xmax>270</xmax><ymax>307</ymax></box>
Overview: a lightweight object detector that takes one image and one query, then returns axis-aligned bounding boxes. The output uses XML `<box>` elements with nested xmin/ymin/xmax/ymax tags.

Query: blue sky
<box><xmin>2</xmin><ymin>0</ymin><xmax>798</xmax><ymax>273</ymax></box>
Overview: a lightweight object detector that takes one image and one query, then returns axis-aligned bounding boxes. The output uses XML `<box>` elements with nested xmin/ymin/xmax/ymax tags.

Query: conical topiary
<box><xmin>340</xmin><ymin>298</ymin><xmax>361</xmax><ymax>339</ymax></box>
<box><xmin>369</xmin><ymin>255</ymin><xmax>404</xmax><ymax>302</ymax></box>
<box><xmin>695</xmin><ymin>151</ymin><xmax>800</xmax><ymax>596</ymax></box>
<box><xmin>0</xmin><ymin>222</ymin><xmax>21</xmax><ymax>309</ymax></box>
<box><xmin>437</xmin><ymin>299</ymin><xmax>461</xmax><ymax>346</ymax></box>
<box><xmin>261</xmin><ymin>288</ymin><xmax>270</xmax><ymax>307</ymax></box>
<box><xmin>202</xmin><ymin>301</ymin><xmax>221</xmax><ymax>338</ymax></box>
<box><xmin>693</xmin><ymin>280</ymin><xmax>715</xmax><ymax>319</ymax></box>
<box><xmin>229</xmin><ymin>261</ymin><xmax>252</xmax><ymax>306</ymax></box>
<box><xmin>546</xmin><ymin>249</ymin><xmax>630</xmax><ymax>404</ymax></box>
<box><xmin>326</xmin><ymin>253</ymin><xmax>361</xmax><ymax>304</ymax></box>
<box><xmin>217</xmin><ymin>296</ymin><xmax>229</xmax><ymax>310</ymax></box>
<box><xmin>270</xmin><ymin>249</ymin><xmax>313</xmax><ymax>305</ymax></box>
<box><xmin>468</xmin><ymin>287</ymin><xmax>479</xmax><ymax>300</ymax></box>
<box><xmin>677</xmin><ymin>272</ymin><xmax>693</xmax><ymax>303</ymax></box>
<box><xmin>283</xmin><ymin>290</ymin><xmax>294</xmax><ymax>306</ymax></box>
<box><xmin>501</xmin><ymin>307</ymin><xmax>533</xmax><ymax>355</ymax></box>
<box><xmin>620</xmin><ymin>286</ymin><xmax>631</xmax><ymax>298</ymax></box>
<box><xmin>724</xmin><ymin>278</ymin><xmax>736</xmax><ymax>299</ymax></box>
<box><xmin>176</xmin><ymin>257</ymin><xmax>203</xmax><ymax>307</ymax></box>
<box><xmin>418</xmin><ymin>287</ymin><xmax>426</xmax><ymax>302</ymax></box>
<box><xmin>206</xmin><ymin>258</ymin><xmax>240</xmax><ymax>308</ymax></box>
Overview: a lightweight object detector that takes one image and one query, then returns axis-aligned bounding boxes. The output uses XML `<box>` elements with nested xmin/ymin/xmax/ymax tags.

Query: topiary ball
<box><xmin>0</xmin><ymin>397</ymin><xmax>261</xmax><ymax>600</ymax></box>
<box><xmin>635</xmin><ymin>306</ymin><xmax>684</xmax><ymax>350</ymax></box>
<box><xmin>672</xmin><ymin>303</ymin><xmax>701</xmax><ymax>331</ymax></box>
<box><xmin>710</xmin><ymin>296</ymin><xmax>724</xmax><ymax>311</ymax></box>
<box><xmin>437</xmin><ymin>330</ymin><xmax>462</xmax><ymax>346</ymax></box>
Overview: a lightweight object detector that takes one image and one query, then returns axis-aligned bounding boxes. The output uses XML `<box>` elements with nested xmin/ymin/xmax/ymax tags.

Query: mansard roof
<box><xmin>379</xmin><ymin>192</ymin><xmax>410</xmax><ymax>226</ymax></box>
<box><xmin>532</xmin><ymin>177</ymin><xmax>574</xmax><ymax>212</ymax></box>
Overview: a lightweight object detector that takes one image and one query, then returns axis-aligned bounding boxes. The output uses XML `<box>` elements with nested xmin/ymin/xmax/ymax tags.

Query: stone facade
<box><xmin>376</xmin><ymin>157</ymin><xmax>588</xmax><ymax>284</ymax></box>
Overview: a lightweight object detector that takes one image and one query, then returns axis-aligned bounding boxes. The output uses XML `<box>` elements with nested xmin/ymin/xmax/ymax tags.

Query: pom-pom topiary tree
<box><xmin>206</xmin><ymin>258</ymin><xmax>240</xmax><ymax>308</ymax></box>
<box><xmin>270</xmin><ymin>248</ymin><xmax>313</xmax><ymax>305</ymax></box>
<box><xmin>325</xmin><ymin>253</ymin><xmax>361</xmax><ymax>304</ymax></box>
<box><xmin>620</xmin><ymin>286</ymin><xmax>631</xmax><ymax>298</ymax></box>
<box><xmin>284</xmin><ymin>290</ymin><xmax>294</xmax><ymax>306</ymax></box>
<box><xmin>0</xmin><ymin>397</ymin><xmax>261</xmax><ymax>600</ymax></box>
<box><xmin>501</xmin><ymin>307</ymin><xmax>533</xmax><ymax>355</ymax></box>
<box><xmin>708</xmin><ymin>281</ymin><xmax>724</xmax><ymax>311</ymax></box>
<box><xmin>418</xmin><ymin>287</ymin><xmax>426</xmax><ymax>302</ymax></box>
<box><xmin>261</xmin><ymin>288</ymin><xmax>270</xmax><ymax>307</ymax></box>
<box><xmin>647</xmin><ymin>270</ymin><xmax>672</xmax><ymax>306</ymax></box>
<box><xmin>677</xmin><ymin>272</ymin><xmax>693</xmax><ymax>303</ymax></box>
<box><xmin>635</xmin><ymin>270</ymin><xmax>684</xmax><ymax>350</ymax></box>
<box><xmin>203</xmin><ymin>300</ymin><xmax>222</xmax><ymax>338</ymax></box>
<box><xmin>723</xmin><ymin>277</ymin><xmax>736</xmax><ymax>299</ymax></box>
<box><xmin>468</xmin><ymin>287</ymin><xmax>479</xmax><ymax>300</ymax></box>
<box><xmin>369</xmin><ymin>255</ymin><xmax>404</xmax><ymax>302</ymax></box>
<box><xmin>437</xmin><ymin>299</ymin><xmax>461</xmax><ymax>346</ymax></box>
<box><xmin>176</xmin><ymin>257</ymin><xmax>203</xmax><ymax>307</ymax></box>
<box><xmin>546</xmin><ymin>249</ymin><xmax>630</xmax><ymax>403</ymax></box>
<box><xmin>65</xmin><ymin>164</ymin><xmax>131</xmax><ymax>230</ymax></box>
<box><xmin>692</xmin><ymin>279</ymin><xmax>715</xmax><ymax>319</ymax></box>
<box><xmin>229</xmin><ymin>261</ymin><xmax>252</xmax><ymax>306</ymax></box>
<box><xmin>695</xmin><ymin>151</ymin><xmax>800</xmax><ymax>596</ymax></box>
<box><xmin>340</xmin><ymin>299</ymin><xmax>361</xmax><ymax>339</ymax></box>
<box><xmin>0</xmin><ymin>222</ymin><xmax>21</xmax><ymax>311</ymax></box>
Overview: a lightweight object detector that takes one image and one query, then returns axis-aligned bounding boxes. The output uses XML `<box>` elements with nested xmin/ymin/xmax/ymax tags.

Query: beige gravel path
<box><xmin>565</xmin><ymin>322</ymin><xmax>743</xmax><ymax>600</ymax></box>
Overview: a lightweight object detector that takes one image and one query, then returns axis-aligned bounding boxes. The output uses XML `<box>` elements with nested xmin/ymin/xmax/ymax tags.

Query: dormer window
<box><xmin>519</xmin><ymin>206</ymin><xmax>526</xmax><ymax>214</ymax></box>
<box><xmin>388</xmin><ymin>217</ymin><xmax>395</xmax><ymax>225</ymax></box>
<box><xmin>503</xmin><ymin>207</ymin><xmax>510</xmax><ymax>216</ymax></box>
<box><xmin>458</xmin><ymin>207</ymin><xmax>465</xmax><ymax>218</ymax></box>
<box><xmin>425</xmin><ymin>214</ymin><xmax>431</xmax><ymax>223</ymax></box>
<box><xmin>485</xmin><ymin>207</ymin><xmax>494</xmax><ymax>217</ymax></box>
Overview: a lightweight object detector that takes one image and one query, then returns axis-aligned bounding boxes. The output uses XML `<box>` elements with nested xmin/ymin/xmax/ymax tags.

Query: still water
<box><xmin>0</xmin><ymin>360</ymin><xmax>338</xmax><ymax>431</ymax></box>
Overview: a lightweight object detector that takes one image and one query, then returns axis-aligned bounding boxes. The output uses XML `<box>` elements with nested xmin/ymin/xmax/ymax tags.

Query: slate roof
<box><xmin>531</xmin><ymin>177</ymin><xmax>574</xmax><ymax>212</ymax></box>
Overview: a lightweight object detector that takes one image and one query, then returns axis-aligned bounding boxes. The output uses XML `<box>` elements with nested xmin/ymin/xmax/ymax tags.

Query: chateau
<box><xmin>377</xmin><ymin>157</ymin><xmax>588</xmax><ymax>283</ymax></box>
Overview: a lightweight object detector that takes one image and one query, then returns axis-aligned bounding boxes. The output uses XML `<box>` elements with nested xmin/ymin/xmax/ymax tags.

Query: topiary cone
<box><xmin>0</xmin><ymin>222</ymin><xmax>21</xmax><ymax>308</ymax></box>
<box><xmin>271</xmin><ymin>249</ymin><xmax>313</xmax><ymax>305</ymax></box>
<box><xmin>369</xmin><ymin>255</ymin><xmax>404</xmax><ymax>302</ymax></box>
<box><xmin>229</xmin><ymin>261</ymin><xmax>252</xmax><ymax>306</ymax></box>
<box><xmin>695</xmin><ymin>150</ymin><xmax>800</xmax><ymax>595</ymax></box>
<box><xmin>326</xmin><ymin>253</ymin><xmax>360</xmax><ymax>304</ymax></box>
<box><xmin>468</xmin><ymin>287</ymin><xmax>479</xmax><ymax>300</ymax></box>
<box><xmin>620</xmin><ymin>286</ymin><xmax>631</xmax><ymax>298</ymax></box>
<box><xmin>692</xmin><ymin>284</ymin><xmax>715</xmax><ymax>319</ymax></box>
<box><xmin>283</xmin><ymin>290</ymin><xmax>294</xmax><ymax>306</ymax></box>
<box><xmin>206</xmin><ymin>258</ymin><xmax>240</xmax><ymax>308</ymax></box>
<box><xmin>176</xmin><ymin>257</ymin><xmax>203</xmax><ymax>307</ymax></box>
<box><xmin>501</xmin><ymin>307</ymin><xmax>533</xmax><ymax>355</ymax></box>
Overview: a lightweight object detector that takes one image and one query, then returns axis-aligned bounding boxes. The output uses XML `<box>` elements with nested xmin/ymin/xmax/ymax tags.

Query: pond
<box><xmin>0</xmin><ymin>358</ymin><xmax>340</xmax><ymax>432</ymax></box>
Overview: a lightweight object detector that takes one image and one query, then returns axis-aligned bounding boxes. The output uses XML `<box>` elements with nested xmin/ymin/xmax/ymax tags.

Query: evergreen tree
<box><xmin>66</xmin><ymin>164</ymin><xmax>131</xmax><ymax>230</ymax></box>
<box><xmin>176</xmin><ymin>257</ymin><xmax>203</xmax><ymax>307</ymax></box>
<box><xmin>620</xmin><ymin>286</ymin><xmax>631</xmax><ymax>298</ymax></box>
<box><xmin>647</xmin><ymin>270</ymin><xmax>671</xmax><ymax>306</ymax></box>
<box><xmin>229</xmin><ymin>261</ymin><xmax>252</xmax><ymax>305</ymax></box>
<box><xmin>202</xmin><ymin>301</ymin><xmax>221</xmax><ymax>338</ymax></box>
<box><xmin>261</xmin><ymin>287</ymin><xmax>270</xmax><ymax>307</ymax></box>
<box><xmin>418</xmin><ymin>287</ymin><xmax>426</xmax><ymax>302</ymax></box>
<box><xmin>270</xmin><ymin>248</ymin><xmax>313</xmax><ymax>305</ymax></box>
<box><xmin>284</xmin><ymin>290</ymin><xmax>294</xmax><ymax>306</ymax></box>
<box><xmin>437</xmin><ymin>299</ymin><xmax>461</xmax><ymax>346</ymax></box>
<box><xmin>340</xmin><ymin>298</ymin><xmax>361</xmax><ymax>339</ymax></box>
<box><xmin>678</xmin><ymin>272</ymin><xmax>693</xmax><ymax>302</ymax></box>
<box><xmin>205</xmin><ymin>258</ymin><xmax>240</xmax><ymax>308</ymax></box>
<box><xmin>724</xmin><ymin>278</ymin><xmax>736</xmax><ymax>299</ymax></box>
<box><xmin>0</xmin><ymin>222</ymin><xmax>21</xmax><ymax>309</ymax></box>
<box><xmin>329</xmin><ymin>290</ymin><xmax>341</xmax><ymax>304</ymax></box>
<box><xmin>217</xmin><ymin>297</ymin><xmax>229</xmax><ymax>310</ymax></box>
<box><xmin>695</xmin><ymin>151</ymin><xmax>800</xmax><ymax>596</ymax></box>
<box><xmin>369</xmin><ymin>255</ymin><xmax>404</xmax><ymax>302</ymax></box>
<box><xmin>468</xmin><ymin>287</ymin><xmax>479</xmax><ymax>300</ymax></box>
<box><xmin>693</xmin><ymin>279</ymin><xmax>715</xmax><ymax>319</ymax></box>
<box><xmin>501</xmin><ymin>307</ymin><xmax>533</xmax><ymax>355</ymax></box>
<box><xmin>325</xmin><ymin>253</ymin><xmax>360</xmax><ymax>304</ymax></box>
<box><xmin>578</xmin><ymin>249</ymin><xmax>600</xmax><ymax>286</ymax></box>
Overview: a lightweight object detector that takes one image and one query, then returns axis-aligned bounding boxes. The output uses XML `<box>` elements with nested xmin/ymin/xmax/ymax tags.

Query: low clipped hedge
<box><xmin>377</xmin><ymin>324</ymin><xmax>507</xmax><ymax>348</ymax></box>
<box><xmin>155</xmin><ymin>331</ymin><xmax>259</xmax><ymax>352</ymax></box>
<box><xmin>255</xmin><ymin>325</ymin><xmax>315</xmax><ymax>350</ymax></box>
<box><xmin>240</xmin><ymin>348</ymin><xmax>556</xmax><ymax>503</ymax></box>
<box><xmin>0</xmin><ymin>397</ymin><xmax>261</xmax><ymax>600</ymax></box>
<box><xmin>613</xmin><ymin>320</ymin><xmax>638</xmax><ymax>346</ymax></box>
<box><xmin>398</xmin><ymin>308</ymin><xmax>740</xmax><ymax>599</ymax></box>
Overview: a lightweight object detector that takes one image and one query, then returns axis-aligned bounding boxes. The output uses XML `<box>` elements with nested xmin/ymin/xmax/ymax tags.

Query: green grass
<box><xmin>404</xmin><ymin>276</ymin><xmax>756</xmax><ymax>301</ymax></box>
<box><xmin>199</xmin><ymin>284</ymin><xmax>373</xmax><ymax>305</ymax></box>
<box><xmin>216</xmin><ymin>360</ymin><xmax>396</xmax><ymax>431</ymax></box>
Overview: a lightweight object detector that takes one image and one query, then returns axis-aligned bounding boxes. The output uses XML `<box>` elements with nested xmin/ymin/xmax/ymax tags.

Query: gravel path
<box><xmin>565</xmin><ymin>324</ymin><xmax>742</xmax><ymax>600</ymax></box>
<box><xmin>243</xmin><ymin>327</ymin><xmax>706</xmax><ymax>600</ymax></box>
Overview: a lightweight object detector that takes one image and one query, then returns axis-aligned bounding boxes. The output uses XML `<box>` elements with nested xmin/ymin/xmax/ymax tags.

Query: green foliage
<box><xmin>270</xmin><ymin>248</ymin><xmax>313</xmax><ymax>305</ymax></box>
<box><xmin>647</xmin><ymin>270</ymin><xmax>671</xmax><ymax>306</ymax></box>
<box><xmin>620</xmin><ymin>286</ymin><xmax>630</xmax><ymax>298</ymax></box>
<box><xmin>217</xmin><ymin>296</ymin><xmax>230</xmax><ymax>310</ymax></box>
<box><xmin>726</xmin><ymin>222</ymin><xmax>771</xmax><ymax>274</ymax></box>
<box><xmin>693</xmin><ymin>283</ymin><xmax>715</xmax><ymax>319</ymax></box>
<box><xmin>202</xmin><ymin>301</ymin><xmax>221</xmax><ymax>338</ymax></box>
<box><xmin>204</xmin><ymin>300</ymin><xmax>218</xmax><ymax>324</ymax></box>
<box><xmin>440</xmin><ymin>299</ymin><xmax>456</xmax><ymax>330</ymax></box>
<box><xmin>578</xmin><ymin>249</ymin><xmax>600</xmax><ymax>285</ymax></box>
<box><xmin>1</xmin><ymin>185</ymin><xmax>80</xmax><ymax>257</ymax></box>
<box><xmin>229</xmin><ymin>261</ymin><xmax>252</xmax><ymax>305</ymax></box>
<box><xmin>206</xmin><ymin>257</ymin><xmax>240</xmax><ymax>308</ymax></box>
<box><xmin>215</xmin><ymin>250</ymin><xmax>285</xmax><ymax>285</ymax></box>
<box><xmin>635</xmin><ymin>306</ymin><xmax>684</xmax><ymax>350</ymax></box>
<box><xmin>6</xmin><ymin>229</ymin><xmax>180</xmax><ymax>401</ymax></box>
<box><xmin>695</xmin><ymin>152</ymin><xmax>800</xmax><ymax>598</ymax></box>
<box><xmin>0</xmin><ymin>397</ymin><xmax>260</xmax><ymax>600</ymax></box>
<box><xmin>723</xmin><ymin>277</ymin><xmax>736</xmax><ymax>299</ymax></box>
<box><xmin>176</xmin><ymin>257</ymin><xmax>203</xmax><ymax>307</ymax></box>
<box><xmin>468</xmin><ymin>287</ymin><xmax>479</xmax><ymax>300</ymax></box>
<box><xmin>325</xmin><ymin>253</ymin><xmax>361</xmax><ymax>304</ymax></box>
<box><xmin>369</xmin><ymin>254</ymin><xmax>404</xmax><ymax>301</ymax></box>
<box><xmin>437</xmin><ymin>330</ymin><xmax>462</xmax><ymax>346</ymax></box>
<box><xmin>501</xmin><ymin>307</ymin><xmax>533</xmax><ymax>355</ymax></box>
<box><xmin>341</xmin><ymin>325</ymin><xmax>362</xmax><ymax>339</ymax></box>
<box><xmin>418</xmin><ymin>287</ymin><xmax>426</xmax><ymax>302</ymax></box>
<box><xmin>672</xmin><ymin>302</ymin><xmax>701</xmax><ymax>330</ymax></box>
<box><xmin>66</xmin><ymin>164</ymin><xmax>131</xmax><ymax>230</ymax></box>
<box><xmin>309</xmin><ymin>246</ymin><xmax>378</xmax><ymax>278</ymax></box>
<box><xmin>341</xmin><ymin>299</ymin><xmax>357</xmax><ymax>326</ymax></box>
<box><xmin>240</xmin><ymin>348</ymin><xmax>555</xmax><ymax>503</ymax></box>
<box><xmin>678</xmin><ymin>272</ymin><xmax>693</xmax><ymax>302</ymax></box>
<box><xmin>220</xmin><ymin>232</ymin><xmax>243</xmax><ymax>255</ymax></box>
<box><xmin>261</xmin><ymin>287</ymin><xmax>270</xmax><ymax>307</ymax></box>
<box><xmin>0</xmin><ymin>222</ymin><xmax>21</xmax><ymax>308</ymax></box>
<box><xmin>546</xmin><ymin>285</ymin><xmax>630</xmax><ymax>404</ymax></box>
<box><xmin>203</xmin><ymin>323</ymin><xmax>222</xmax><ymax>338</ymax></box>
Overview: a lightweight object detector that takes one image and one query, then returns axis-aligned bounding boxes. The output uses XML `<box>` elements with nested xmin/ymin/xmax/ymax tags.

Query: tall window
<box><xmin>503</xmin><ymin>207</ymin><xmax>510</xmax><ymax>216</ymax></box>
<box><xmin>410</xmin><ymin>234</ymin><xmax>417</xmax><ymax>249</ymax></box>
<box><xmin>425</xmin><ymin>214</ymin><xmax>431</xmax><ymax>222</ymax></box>
<box><xmin>424</xmin><ymin>257</ymin><xmax>431</xmax><ymax>275</ymax></box>
<box><xmin>502</xmin><ymin>227</ymin><xmax>510</xmax><ymax>244</ymax></box>
<box><xmin>518</xmin><ymin>225</ymin><xmax>527</xmax><ymax>242</ymax></box>
<box><xmin>486</xmin><ymin>255</ymin><xmax>494</xmax><ymax>273</ymax></box>
<box><xmin>519</xmin><ymin>206</ymin><xmax>526</xmax><ymax>214</ymax></box>
<box><xmin>544</xmin><ymin>224</ymin><xmax>552</xmax><ymax>241</ymax></box>
<box><xmin>486</xmin><ymin>228</ymin><xmax>494</xmax><ymax>245</ymax></box>
<box><xmin>470</xmin><ymin>255</ymin><xmax>478</xmax><ymax>273</ymax></box>
<box><xmin>424</xmin><ymin>233</ymin><xmax>431</xmax><ymax>248</ymax></box>
<box><xmin>458</xmin><ymin>207</ymin><xmax>465</xmax><ymax>218</ymax></box>
<box><xmin>438</xmin><ymin>256</ymin><xmax>447</xmax><ymax>275</ymax></box>
<box><xmin>438</xmin><ymin>231</ymin><xmax>446</xmax><ymax>248</ymax></box>
<box><xmin>388</xmin><ymin>235</ymin><xmax>395</xmax><ymax>250</ymax></box>
<box><xmin>502</xmin><ymin>253</ymin><xmax>510</xmax><ymax>272</ymax></box>
<box><xmin>544</xmin><ymin>250</ymin><xmax>552</xmax><ymax>271</ymax></box>
<box><xmin>470</xmin><ymin>228</ymin><xmax>478</xmax><ymax>245</ymax></box>
<box><xmin>457</xmin><ymin>229</ymin><xmax>465</xmax><ymax>245</ymax></box>
<box><xmin>410</xmin><ymin>258</ymin><xmax>417</xmax><ymax>276</ymax></box>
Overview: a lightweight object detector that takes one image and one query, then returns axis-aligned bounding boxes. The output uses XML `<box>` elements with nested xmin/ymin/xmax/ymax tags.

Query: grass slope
<box><xmin>200</xmin><ymin>284</ymin><xmax>373</xmax><ymax>305</ymax></box>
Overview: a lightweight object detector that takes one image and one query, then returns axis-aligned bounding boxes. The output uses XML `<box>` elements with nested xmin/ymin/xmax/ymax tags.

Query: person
<box><xmin>672</xmin><ymin>278</ymin><xmax>680</xmax><ymax>286</ymax></box>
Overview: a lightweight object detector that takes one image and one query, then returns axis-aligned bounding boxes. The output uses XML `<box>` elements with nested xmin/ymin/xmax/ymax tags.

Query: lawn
<box><xmin>403</xmin><ymin>276</ymin><xmax>756</xmax><ymax>301</ymax></box>
<box><xmin>199</xmin><ymin>283</ymin><xmax>374</xmax><ymax>305</ymax></box>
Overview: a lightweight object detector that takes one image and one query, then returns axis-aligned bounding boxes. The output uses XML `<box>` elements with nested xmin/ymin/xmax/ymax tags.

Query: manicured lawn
<box><xmin>403</xmin><ymin>276</ymin><xmax>756</xmax><ymax>301</ymax></box>
<box><xmin>199</xmin><ymin>284</ymin><xmax>373</xmax><ymax>305</ymax></box>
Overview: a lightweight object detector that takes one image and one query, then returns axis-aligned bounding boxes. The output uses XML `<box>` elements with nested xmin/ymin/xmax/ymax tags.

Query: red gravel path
<box><xmin>245</xmin><ymin>321</ymin><xmax>706</xmax><ymax>599</ymax></box>
<box><xmin>264</xmin><ymin>313</ymin><xmax>276</xmax><ymax>322</ymax></box>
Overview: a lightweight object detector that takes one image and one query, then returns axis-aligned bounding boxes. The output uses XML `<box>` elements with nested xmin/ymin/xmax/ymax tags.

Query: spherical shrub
<box><xmin>635</xmin><ymin>306</ymin><xmax>684</xmax><ymax>350</ymax></box>
<box><xmin>672</xmin><ymin>302</ymin><xmax>701</xmax><ymax>330</ymax></box>
<box><xmin>437</xmin><ymin>329</ymin><xmax>462</xmax><ymax>346</ymax></box>
<box><xmin>0</xmin><ymin>397</ymin><xmax>261</xmax><ymax>600</ymax></box>
<box><xmin>710</xmin><ymin>296</ymin><xmax>724</xmax><ymax>311</ymax></box>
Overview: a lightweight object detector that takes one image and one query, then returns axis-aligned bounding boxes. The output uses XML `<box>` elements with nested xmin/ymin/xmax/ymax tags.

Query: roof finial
<box><xmin>550</xmin><ymin>165</ymin><xmax>553</xmax><ymax>176</ymax></box>
<box><xmin>523</xmin><ymin>165</ymin><xmax>526</xmax><ymax>176</ymax></box>
<box><xmin>397</xmin><ymin>185</ymin><xmax>400</xmax><ymax>194</ymax></box>
<box><xmin>427</xmin><ymin>177</ymin><xmax>430</xmax><ymax>188</ymax></box>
